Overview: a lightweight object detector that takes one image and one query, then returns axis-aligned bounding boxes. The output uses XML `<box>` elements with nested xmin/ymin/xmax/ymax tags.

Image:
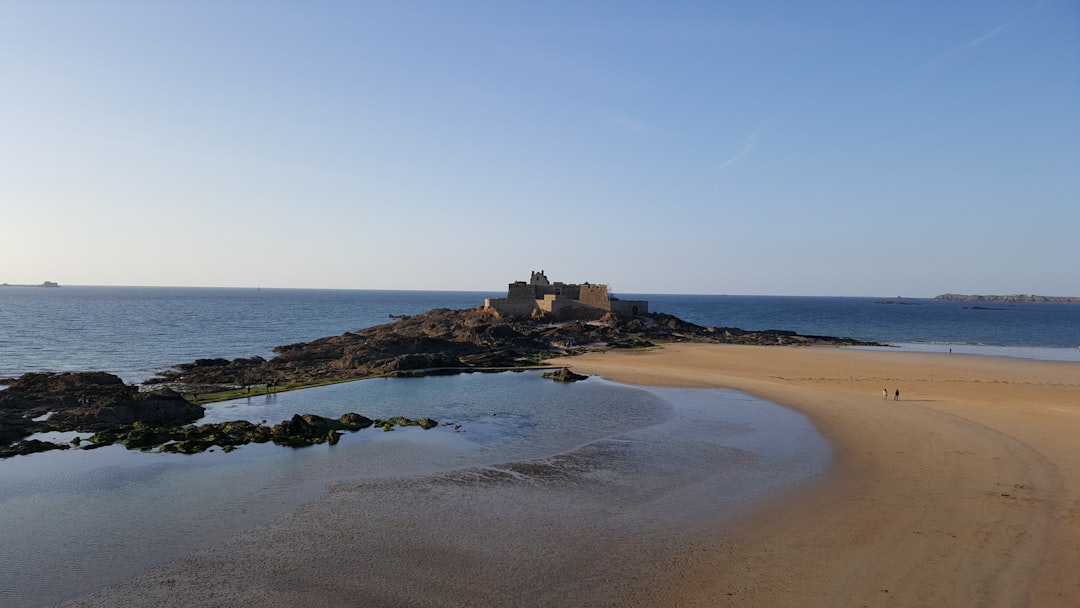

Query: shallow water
<box><xmin>0</xmin><ymin>373</ymin><xmax>828</xmax><ymax>607</ymax></box>
<box><xmin>198</xmin><ymin>370</ymin><xmax>673</xmax><ymax>470</ymax></box>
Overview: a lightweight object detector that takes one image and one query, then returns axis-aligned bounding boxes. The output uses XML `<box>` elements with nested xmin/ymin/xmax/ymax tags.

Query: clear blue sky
<box><xmin>2</xmin><ymin>1</ymin><xmax>1077</xmax><ymax>296</ymax></box>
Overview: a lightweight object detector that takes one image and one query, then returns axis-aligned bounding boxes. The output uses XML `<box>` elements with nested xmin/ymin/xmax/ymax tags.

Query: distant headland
<box><xmin>934</xmin><ymin>293</ymin><xmax>1080</xmax><ymax>304</ymax></box>
<box><xmin>0</xmin><ymin>281</ymin><xmax>59</xmax><ymax>288</ymax></box>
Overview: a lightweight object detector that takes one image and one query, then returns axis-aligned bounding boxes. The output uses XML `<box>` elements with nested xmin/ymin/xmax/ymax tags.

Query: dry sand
<box><xmin>558</xmin><ymin>344</ymin><xmax>1080</xmax><ymax>607</ymax></box>
<box><xmin>60</xmin><ymin>344</ymin><xmax>1080</xmax><ymax>607</ymax></box>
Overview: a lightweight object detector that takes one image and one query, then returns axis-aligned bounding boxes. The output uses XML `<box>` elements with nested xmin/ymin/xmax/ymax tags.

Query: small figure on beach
<box><xmin>894</xmin><ymin>389</ymin><xmax>900</xmax><ymax>401</ymax></box>
<box><xmin>883</xmin><ymin>388</ymin><xmax>888</xmax><ymax>401</ymax></box>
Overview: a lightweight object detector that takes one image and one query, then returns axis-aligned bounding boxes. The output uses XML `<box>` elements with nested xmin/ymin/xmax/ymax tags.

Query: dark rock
<box><xmin>0</xmin><ymin>372</ymin><xmax>204</xmax><ymax>452</ymax></box>
<box><xmin>339</xmin><ymin>412</ymin><xmax>374</xmax><ymax>429</ymax></box>
<box><xmin>81</xmin><ymin>411</ymin><xmax>380</xmax><ymax>454</ymax></box>
<box><xmin>542</xmin><ymin>368</ymin><xmax>589</xmax><ymax>383</ymax></box>
<box><xmin>142</xmin><ymin>306</ymin><xmax>879</xmax><ymax>395</ymax></box>
<box><xmin>372</xmin><ymin>416</ymin><xmax>440</xmax><ymax>431</ymax></box>
<box><xmin>0</xmin><ymin>438</ymin><xmax>70</xmax><ymax>458</ymax></box>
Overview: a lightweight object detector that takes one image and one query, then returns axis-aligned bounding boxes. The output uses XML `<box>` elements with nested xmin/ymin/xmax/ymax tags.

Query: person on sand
<box><xmin>895</xmin><ymin>389</ymin><xmax>900</xmax><ymax>401</ymax></box>
<box><xmin>883</xmin><ymin>388</ymin><xmax>888</xmax><ymax>401</ymax></box>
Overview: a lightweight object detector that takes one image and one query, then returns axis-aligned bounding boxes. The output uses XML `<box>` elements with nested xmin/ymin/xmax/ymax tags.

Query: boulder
<box><xmin>542</xmin><ymin>368</ymin><xmax>589</xmax><ymax>383</ymax></box>
<box><xmin>0</xmin><ymin>372</ymin><xmax>204</xmax><ymax>433</ymax></box>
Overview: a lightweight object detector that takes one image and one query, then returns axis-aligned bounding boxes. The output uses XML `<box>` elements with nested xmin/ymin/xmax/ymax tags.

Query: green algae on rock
<box><xmin>78</xmin><ymin>412</ymin><xmax>440</xmax><ymax>455</ymax></box>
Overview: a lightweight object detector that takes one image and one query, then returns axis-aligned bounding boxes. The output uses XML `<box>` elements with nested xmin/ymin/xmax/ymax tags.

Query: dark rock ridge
<box><xmin>935</xmin><ymin>293</ymin><xmax>1080</xmax><ymax>303</ymax></box>
<box><xmin>0</xmin><ymin>372</ymin><xmax>203</xmax><ymax>427</ymax></box>
<box><xmin>0</xmin><ymin>372</ymin><xmax>205</xmax><ymax>457</ymax></box>
<box><xmin>0</xmin><ymin>370</ymin><xmax>439</xmax><ymax>456</ymax></box>
<box><xmin>143</xmin><ymin>307</ymin><xmax>879</xmax><ymax>392</ymax></box>
<box><xmin>2</xmin><ymin>307</ymin><xmax>879</xmax><ymax>458</ymax></box>
<box><xmin>82</xmin><ymin>413</ymin><xmax>438</xmax><ymax>455</ymax></box>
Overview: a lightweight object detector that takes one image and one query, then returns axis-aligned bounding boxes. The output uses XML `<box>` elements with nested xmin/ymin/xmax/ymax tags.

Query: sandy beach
<box><xmin>558</xmin><ymin>344</ymin><xmax>1080</xmax><ymax>607</ymax></box>
<box><xmin>59</xmin><ymin>344</ymin><xmax>1080</xmax><ymax>607</ymax></box>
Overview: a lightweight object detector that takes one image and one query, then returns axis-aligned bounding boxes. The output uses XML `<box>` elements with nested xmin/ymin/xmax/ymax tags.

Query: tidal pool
<box><xmin>0</xmin><ymin>371</ymin><xmax>828</xmax><ymax>607</ymax></box>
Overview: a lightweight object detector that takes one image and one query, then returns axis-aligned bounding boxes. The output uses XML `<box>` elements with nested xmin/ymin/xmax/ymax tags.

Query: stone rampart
<box><xmin>579</xmin><ymin>284</ymin><xmax>609</xmax><ymax>307</ymax></box>
<box><xmin>484</xmin><ymin>298</ymin><xmax>539</xmax><ymax>318</ymax></box>
<box><xmin>485</xmin><ymin>271</ymin><xmax>648</xmax><ymax>320</ymax></box>
<box><xmin>610</xmin><ymin>299</ymin><xmax>648</xmax><ymax>317</ymax></box>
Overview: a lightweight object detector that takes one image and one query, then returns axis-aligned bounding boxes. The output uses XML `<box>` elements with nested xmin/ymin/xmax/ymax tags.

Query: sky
<box><xmin>2</xmin><ymin>1</ymin><xmax>1078</xmax><ymax>296</ymax></box>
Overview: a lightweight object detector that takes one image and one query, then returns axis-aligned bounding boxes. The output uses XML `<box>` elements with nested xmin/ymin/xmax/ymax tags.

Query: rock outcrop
<box><xmin>0</xmin><ymin>372</ymin><xmax>203</xmax><ymax>429</ymax></box>
<box><xmin>143</xmin><ymin>307</ymin><xmax>878</xmax><ymax>392</ymax></box>
<box><xmin>82</xmin><ymin>412</ymin><xmax>425</xmax><ymax>454</ymax></box>
<box><xmin>542</xmin><ymin>368</ymin><xmax>589</xmax><ymax>383</ymax></box>
<box><xmin>1</xmin><ymin>307</ymin><xmax>880</xmax><ymax>459</ymax></box>
<box><xmin>0</xmin><ymin>372</ymin><xmax>205</xmax><ymax>456</ymax></box>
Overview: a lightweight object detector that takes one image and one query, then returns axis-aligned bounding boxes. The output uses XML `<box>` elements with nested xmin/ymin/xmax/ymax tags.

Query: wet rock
<box><xmin>542</xmin><ymin>368</ymin><xmax>589</xmax><ymax>383</ymax></box>
<box><xmin>0</xmin><ymin>438</ymin><xmax>70</xmax><ymax>458</ymax></box>
<box><xmin>0</xmin><ymin>372</ymin><xmax>204</xmax><ymax>452</ymax></box>
<box><xmin>147</xmin><ymin>306</ymin><xmax>878</xmax><ymax>394</ymax></box>
<box><xmin>82</xmin><ymin>412</ymin><xmax>384</xmax><ymax>454</ymax></box>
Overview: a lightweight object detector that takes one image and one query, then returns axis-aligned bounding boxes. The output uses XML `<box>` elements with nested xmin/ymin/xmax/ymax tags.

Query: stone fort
<box><xmin>484</xmin><ymin>271</ymin><xmax>648</xmax><ymax>320</ymax></box>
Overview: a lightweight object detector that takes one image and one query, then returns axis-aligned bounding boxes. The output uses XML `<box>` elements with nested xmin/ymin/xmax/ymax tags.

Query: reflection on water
<box><xmin>0</xmin><ymin>372</ymin><xmax>669</xmax><ymax>606</ymax></box>
<box><xmin>197</xmin><ymin>370</ymin><xmax>674</xmax><ymax>471</ymax></box>
<box><xmin>0</xmin><ymin>372</ymin><xmax>829</xmax><ymax>607</ymax></box>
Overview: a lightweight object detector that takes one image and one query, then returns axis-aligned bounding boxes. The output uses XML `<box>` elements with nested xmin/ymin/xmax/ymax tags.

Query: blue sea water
<box><xmin>0</xmin><ymin>286</ymin><xmax>499</xmax><ymax>382</ymax></box>
<box><xmin>634</xmin><ymin>293</ymin><xmax>1080</xmax><ymax>362</ymax></box>
<box><xmin>1</xmin><ymin>287</ymin><xmax>1078</xmax><ymax>382</ymax></box>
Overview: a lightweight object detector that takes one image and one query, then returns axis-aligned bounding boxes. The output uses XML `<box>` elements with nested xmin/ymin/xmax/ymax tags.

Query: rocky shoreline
<box><xmin>1</xmin><ymin>307</ymin><xmax>879</xmax><ymax>458</ymax></box>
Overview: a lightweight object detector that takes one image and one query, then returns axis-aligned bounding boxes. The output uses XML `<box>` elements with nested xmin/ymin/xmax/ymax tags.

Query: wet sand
<box><xmin>558</xmin><ymin>344</ymin><xmax>1080</xmax><ymax>607</ymax></box>
<box><xmin>59</xmin><ymin>344</ymin><xmax>1080</xmax><ymax>607</ymax></box>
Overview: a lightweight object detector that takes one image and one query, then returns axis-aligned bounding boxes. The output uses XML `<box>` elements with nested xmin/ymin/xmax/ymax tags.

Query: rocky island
<box><xmin>0</xmin><ymin>280</ymin><xmax>60</xmax><ymax>288</ymax></box>
<box><xmin>1</xmin><ymin>273</ymin><xmax>880</xmax><ymax>459</ymax></box>
<box><xmin>935</xmin><ymin>293</ymin><xmax>1080</xmax><ymax>303</ymax></box>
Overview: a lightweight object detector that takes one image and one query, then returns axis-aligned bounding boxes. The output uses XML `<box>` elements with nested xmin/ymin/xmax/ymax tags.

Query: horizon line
<box><xmin>11</xmin><ymin>282</ymin><xmax>1071</xmax><ymax>300</ymax></box>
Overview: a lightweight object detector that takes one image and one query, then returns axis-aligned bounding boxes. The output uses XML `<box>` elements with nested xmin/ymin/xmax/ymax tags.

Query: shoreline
<box><xmin>554</xmin><ymin>344</ymin><xmax>1080</xmax><ymax>606</ymax></box>
<box><xmin>53</xmin><ymin>344</ymin><xmax>1080</xmax><ymax>607</ymax></box>
<box><xmin>861</xmin><ymin>342</ymin><xmax>1080</xmax><ymax>363</ymax></box>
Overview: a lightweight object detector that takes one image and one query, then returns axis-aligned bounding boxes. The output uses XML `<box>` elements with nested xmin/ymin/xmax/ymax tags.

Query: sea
<box><xmin>2</xmin><ymin>286</ymin><xmax>1078</xmax><ymax>382</ymax></box>
<box><xmin>1</xmin><ymin>286</ymin><xmax>1078</xmax><ymax>606</ymax></box>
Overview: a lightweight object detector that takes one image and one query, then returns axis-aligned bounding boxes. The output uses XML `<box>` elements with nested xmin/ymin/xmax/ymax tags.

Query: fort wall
<box><xmin>507</xmin><ymin>282</ymin><xmax>534</xmax><ymax>300</ymax></box>
<box><xmin>483</xmin><ymin>297</ymin><xmax>539</xmax><ymax>317</ymax></box>
<box><xmin>578</xmin><ymin>284</ymin><xmax>609</xmax><ymax>307</ymax></box>
<box><xmin>485</xmin><ymin>271</ymin><xmax>648</xmax><ymax>320</ymax></box>
<box><xmin>610</xmin><ymin>299</ymin><xmax>648</xmax><ymax>317</ymax></box>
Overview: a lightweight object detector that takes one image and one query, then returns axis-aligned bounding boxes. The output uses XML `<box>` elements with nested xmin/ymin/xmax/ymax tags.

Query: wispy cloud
<box><xmin>717</xmin><ymin>127</ymin><xmax>760</xmax><ymax>172</ymax></box>
<box><xmin>923</xmin><ymin>20</ymin><xmax>1012</xmax><ymax>69</ymax></box>
<box><xmin>922</xmin><ymin>0</ymin><xmax>1058</xmax><ymax>70</ymax></box>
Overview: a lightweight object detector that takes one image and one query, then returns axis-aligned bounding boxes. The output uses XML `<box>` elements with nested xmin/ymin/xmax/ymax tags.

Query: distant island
<box><xmin>0</xmin><ymin>281</ymin><xmax>59</xmax><ymax>288</ymax></box>
<box><xmin>935</xmin><ymin>293</ymin><xmax>1080</xmax><ymax>303</ymax></box>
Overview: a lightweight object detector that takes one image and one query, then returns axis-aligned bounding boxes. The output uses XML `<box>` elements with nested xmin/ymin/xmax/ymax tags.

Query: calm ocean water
<box><xmin>2</xmin><ymin>286</ymin><xmax>1078</xmax><ymax>381</ymax></box>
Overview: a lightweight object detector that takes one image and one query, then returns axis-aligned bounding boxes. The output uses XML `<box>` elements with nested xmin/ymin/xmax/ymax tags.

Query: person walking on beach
<box><xmin>894</xmin><ymin>389</ymin><xmax>900</xmax><ymax>401</ymax></box>
<box><xmin>883</xmin><ymin>388</ymin><xmax>888</xmax><ymax>400</ymax></box>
